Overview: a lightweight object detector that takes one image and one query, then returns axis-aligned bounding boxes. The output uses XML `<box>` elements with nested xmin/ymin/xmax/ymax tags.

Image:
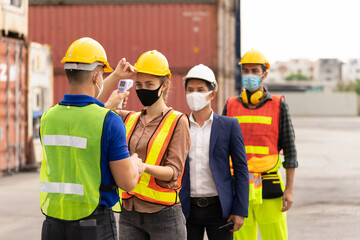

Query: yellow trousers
<box><xmin>234</xmin><ymin>197</ymin><xmax>288</xmax><ymax>240</ymax></box>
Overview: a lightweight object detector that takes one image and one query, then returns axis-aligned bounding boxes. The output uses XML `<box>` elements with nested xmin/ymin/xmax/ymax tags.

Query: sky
<box><xmin>241</xmin><ymin>0</ymin><xmax>360</xmax><ymax>64</ymax></box>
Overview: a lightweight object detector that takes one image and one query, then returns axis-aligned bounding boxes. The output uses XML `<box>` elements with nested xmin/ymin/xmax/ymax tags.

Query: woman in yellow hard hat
<box><xmin>103</xmin><ymin>50</ymin><xmax>190</xmax><ymax>239</ymax></box>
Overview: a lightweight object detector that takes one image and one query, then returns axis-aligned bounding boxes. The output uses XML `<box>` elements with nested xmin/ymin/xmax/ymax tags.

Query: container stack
<box><xmin>0</xmin><ymin>0</ymin><xmax>29</xmax><ymax>174</ymax></box>
<box><xmin>1</xmin><ymin>0</ymin><xmax>53</xmax><ymax>174</ymax></box>
<box><xmin>29</xmin><ymin>0</ymin><xmax>237</xmax><ymax>114</ymax></box>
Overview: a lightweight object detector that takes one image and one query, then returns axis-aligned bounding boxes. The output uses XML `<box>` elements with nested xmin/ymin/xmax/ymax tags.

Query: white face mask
<box><xmin>94</xmin><ymin>72</ymin><xmax>103</xmax><ymax>99</ymax></box>
<box><xmin>186</xmin><ymin>91</ymin><xmax>213</xmax><ymax>111</ymax></box>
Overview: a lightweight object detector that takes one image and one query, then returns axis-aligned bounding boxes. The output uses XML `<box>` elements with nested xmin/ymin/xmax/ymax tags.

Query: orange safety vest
<box><xmin>227</xmin><ymin>95</ymin><xmax>283</xmax><ymax>203</ymax></box>
<box><xmin>122</xmin><ymin>109</ymin><xmax>185</xmax><ymax>206</ymax></box>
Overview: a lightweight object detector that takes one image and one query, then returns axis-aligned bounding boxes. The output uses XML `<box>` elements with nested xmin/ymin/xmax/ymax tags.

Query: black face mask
<box><xmin>136</xmin><ymin>85</ymin><xmax>163</xmax><ymax>106</ymax></box>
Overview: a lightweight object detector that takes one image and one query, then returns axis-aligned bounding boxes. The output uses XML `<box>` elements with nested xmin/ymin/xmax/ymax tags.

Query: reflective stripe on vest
<box><xmin>42</xmin><ymin>135</ymin><xmax>87</xmax><ymax>149</ymax></box>
<box><xmin>122</xmin><ymin>110</ymin><xmax>184</xmax><ymax>205</ymax></box>
<box><xmin>111</xmin><ymin>112</ymin><xmax>141</xmax><ymax>213</ymax></box>
<box><xmin>249</xmin><ymin>172</ymin><xmax>263</xmax><ymax>204</ymax></box>
<box><xmin>245</xmin><ymin>146</ymin><xmax>269</xmax><ymax>155</ymax></box>
<box><xmin>124</xmin><ymin>112</ymin><xmax>141</xmax><ymax>144</ymax></box>
<box><xmin>39</xmin><ymin>182</ymin><xmax>84</xmax><ymax>195</ymax></box>
<box><xmin>249</xmin><ymin>173</ymin><xmax>262</xmax><ymax>189</ymax></box>
<box><xmin>39</xmin><ymin>104</ymin><xmax>109</xmax><ymax>220</ymax></box>
<box><xmin>234</xmin><ymin>116</ymin><xmax>272</xmax><ymax>125</ymax></box>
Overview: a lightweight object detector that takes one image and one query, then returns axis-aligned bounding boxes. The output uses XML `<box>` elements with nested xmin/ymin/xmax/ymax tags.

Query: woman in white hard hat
<box><xmin>103</xmin><ymin>50</ymin><xmax>190</xmax><ymax>240</ymax></box>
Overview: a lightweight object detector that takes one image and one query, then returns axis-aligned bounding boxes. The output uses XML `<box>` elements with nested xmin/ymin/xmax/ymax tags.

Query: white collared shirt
<box><xmin>189</xmin><ymin>111</ymin><xmax>218</xmax><ymax>197</ymax></box>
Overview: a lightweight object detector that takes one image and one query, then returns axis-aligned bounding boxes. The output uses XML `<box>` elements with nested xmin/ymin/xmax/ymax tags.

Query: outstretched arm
<box><xmin>110</xmin><ymin>153</ymin><xmax>144</xmax><ymax>192</ymax></box>
<box><xmin>143</xmin><ymin>165</ymin><xmax>174</xmax><ymax>181</ymax></box>
<box><xmin>98</xmin><ymin>58</ymin><xmax>136</xmax><ymax>101</ymax></box>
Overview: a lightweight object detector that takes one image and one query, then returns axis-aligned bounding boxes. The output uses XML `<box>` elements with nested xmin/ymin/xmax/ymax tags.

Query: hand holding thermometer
<box><xmin>117</xmin><ymin>79</ymin><xmax>133</xmax><ymax>108</ymax></box>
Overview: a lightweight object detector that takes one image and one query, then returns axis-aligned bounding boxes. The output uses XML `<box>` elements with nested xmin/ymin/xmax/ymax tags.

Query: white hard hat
<box><xmin>183</xmin><ymin>64</ymin><xmax>218</xmax><ymax>91</ymax></box>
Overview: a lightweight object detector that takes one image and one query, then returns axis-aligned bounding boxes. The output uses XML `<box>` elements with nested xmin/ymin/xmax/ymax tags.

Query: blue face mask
<box><xmin>242</xmin><ymin>74</ymin><xmax>262</xmax><ymax>92</ymax></box>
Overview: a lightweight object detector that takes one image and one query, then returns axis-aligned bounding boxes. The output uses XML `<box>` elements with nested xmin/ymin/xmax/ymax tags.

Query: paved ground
<box><xmin>0</xmin><ymin>117</ymin><xmax>359</xmax><ymax>240</ymax></box>
<box><xmin>286</xmin><ymin>117</ymin><xmax>360</xmax><ymax>240</ymax></box>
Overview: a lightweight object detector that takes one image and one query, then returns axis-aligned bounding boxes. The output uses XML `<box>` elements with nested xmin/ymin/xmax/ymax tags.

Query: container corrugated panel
<box><xmin>30</xmin><ymin>0</ymin><xmax>216</xmax><ymax>5</ymax></box>
<box><xmin>216</xmin><ymin>0</ymin><xmax>237</xmax><ymax>111</ymax></box>
<box><xmin>29</xmin><ymin>3</ymin><xmax>218</xmax><ymax>113</ymax></box>
<box><xmin>0</xmin><ymin>37</ymin><xmax>27</xmax><ymax>174</ymax></box>
<box><xmin>29</xmin><ymin>4</ymin><xmax>217</xmax><ymax>71</ymax></box>
<box><xmin>0</xmin><ymin>0</ymin><xmax>29</xmax><ymax>39</ymax></box>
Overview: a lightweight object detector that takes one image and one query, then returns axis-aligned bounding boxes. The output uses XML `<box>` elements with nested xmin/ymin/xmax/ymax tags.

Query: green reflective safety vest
<box><xmin>39</xmin><ymin>103</ymin><xmax>109</xmax><ymax>221</ymax></box>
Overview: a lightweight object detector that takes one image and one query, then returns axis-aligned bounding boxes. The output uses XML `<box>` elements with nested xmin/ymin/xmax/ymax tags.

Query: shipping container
<box><xmin>216</xmin><ymin>0</ymin><xmax>237</xmax><ymax>110</ymax></box>
<box><xmin>0</xmin><ymin>0</ymin><xmax>28</xmax><ymax>39</ymax></box>
<box><xmin>27</xmin><ymin>42</ymin><xmax>53</xmax><ymax>164</ymax></box>
<box><xmin>29</xmin><ymin>0</ymin><xmax>217</xmax><ymax>5</ymax></box>
<box><xmin>29</xmin><ymin>0</ymin><xmax>237</xmax><ymax>114</ymax></box>
<box><xmin>0</xmin><ymin>36</ymin><xmax>27</xmax><ymax>174</ymax></box>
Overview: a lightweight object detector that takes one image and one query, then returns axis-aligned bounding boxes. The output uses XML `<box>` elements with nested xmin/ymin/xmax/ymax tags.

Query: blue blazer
<box><xmin>179</xmin><ymin>113</ymin><xmax>249</xmax><ymax>219</ymax></box>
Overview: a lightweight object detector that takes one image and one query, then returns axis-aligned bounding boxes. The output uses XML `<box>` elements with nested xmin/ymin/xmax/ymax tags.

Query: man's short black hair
<box><xmin>65</xmin><ymin>65</ymin><xmax>103</xmax><ymax>84</ymax></box>
<box><xmin>185</xmin><ymin>78</ymin><xmax>215</xmax><ymax>91</ymax></box>
<box><xmin>65</xmin><ymin>69</ymin><xmax>92</xmax><ymax>84</ymax></box>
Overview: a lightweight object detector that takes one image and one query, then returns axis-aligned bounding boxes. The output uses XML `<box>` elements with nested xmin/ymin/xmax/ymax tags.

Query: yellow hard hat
<box><xmin>239</xmin><ymin>49</ymin><xmax>270</xmax><ymax>70</ymax></box>
<box><xmin>134</xmin><ymin>50</ymin><xmax>171</xmax><ymax>79</ymax></box>
<box><xmin>61</xmin><ymin>37</ymin><xmax>113</xmax><ymax>73</ymax></box>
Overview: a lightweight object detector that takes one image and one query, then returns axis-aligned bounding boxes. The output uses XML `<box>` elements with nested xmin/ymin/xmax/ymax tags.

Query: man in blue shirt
<box><xmin>39</xmin><ymin>37</ymin><xmax>143</xmax><ymax>240</ymax></box>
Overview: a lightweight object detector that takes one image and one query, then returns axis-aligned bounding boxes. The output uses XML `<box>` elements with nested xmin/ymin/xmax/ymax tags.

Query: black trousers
<box><xmin>41</xmin><ymin>205</ymin><xmax>117</xmax><ymax>240</ymax></box>
<box><xmin>187</xmin><ymin>198</ymin><xmax>233</xmax><ymax>240</ymax></box>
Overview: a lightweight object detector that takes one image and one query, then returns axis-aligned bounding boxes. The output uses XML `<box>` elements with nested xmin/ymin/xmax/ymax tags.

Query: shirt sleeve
<box><xmin>278</xmin><ymin>100</ymin><xmax>298</xmax><ymax>168</ymax></box>
<box><xmin>104</xmin><ymin>111</ymin><xmax>130</xmax><ymax>161</ymax></box>
<box><xmin>156</xmin><ymin>114</ymin><xmax>191</xmax><ymax>188</ymax></box>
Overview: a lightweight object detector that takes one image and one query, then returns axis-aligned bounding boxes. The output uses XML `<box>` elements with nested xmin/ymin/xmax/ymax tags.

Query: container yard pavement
<box><xmin>1</xmin><ymin>116</ymin><xmax>360</xmax><ymax>240</ymax></box>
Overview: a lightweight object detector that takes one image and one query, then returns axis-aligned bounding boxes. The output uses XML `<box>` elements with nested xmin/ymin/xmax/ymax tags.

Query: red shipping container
<box><xmin>0</xmin><ymin>37</ymin><xmax>27</xmax><ymax>174</ymax></box>
<box><xmin>29</xmin><ymin>3</ymin><xmax>217</xmax><ymax>114</ymax></box>
<box><xmin>29</xmin><ymin>1</ymin><xmax>237</xmax><ymax>114</ymax></box>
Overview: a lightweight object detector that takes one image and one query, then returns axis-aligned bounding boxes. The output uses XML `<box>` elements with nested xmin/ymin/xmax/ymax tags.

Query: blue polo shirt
<box><xmin>60</xmin><ymin>94</ymin><xmax>130</xmax><ymax>208</ymax></box>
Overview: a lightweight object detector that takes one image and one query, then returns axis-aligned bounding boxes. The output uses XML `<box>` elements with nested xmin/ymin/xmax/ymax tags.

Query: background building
<box><xmin>342</xmin><ymin>58</ymin><xmax>360</xmax><ymax>83</ymax></box>
<box><xmin>269</xmin><ymin>59</ymin><xmax>314</xmax><ymax>83</ymax></box>
<box><xmin>313</xmin><ymin>58</ymin><xmax>342</xmax><ymax>92</ymax></box>
<box><xmin>267</xmin><ymin>58</ymin><xmax>344</xmax><ymax>93</ymax></box>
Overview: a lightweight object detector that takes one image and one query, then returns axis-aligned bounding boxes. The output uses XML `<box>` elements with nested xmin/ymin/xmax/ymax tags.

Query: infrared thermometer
<box><xmin>117</xmin><ymin>79</ymin><xmax>133</xmax><ymax>108</ymax></box>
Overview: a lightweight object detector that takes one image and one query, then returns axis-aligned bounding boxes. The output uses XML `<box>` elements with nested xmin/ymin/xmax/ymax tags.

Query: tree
<box><xmin>356</xmin><ymin>79</ymin><xmax>360</xmax><ymax>94</ymax></box>
<box><xmin>335</xmin><ymin>82</ymin><xmax>356</xmax><ymax>92</ymax></box>
<box><xmin>285</xmin><ymin>73</ymin><xmax>309</xmax><ymax>81</ymax></box>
